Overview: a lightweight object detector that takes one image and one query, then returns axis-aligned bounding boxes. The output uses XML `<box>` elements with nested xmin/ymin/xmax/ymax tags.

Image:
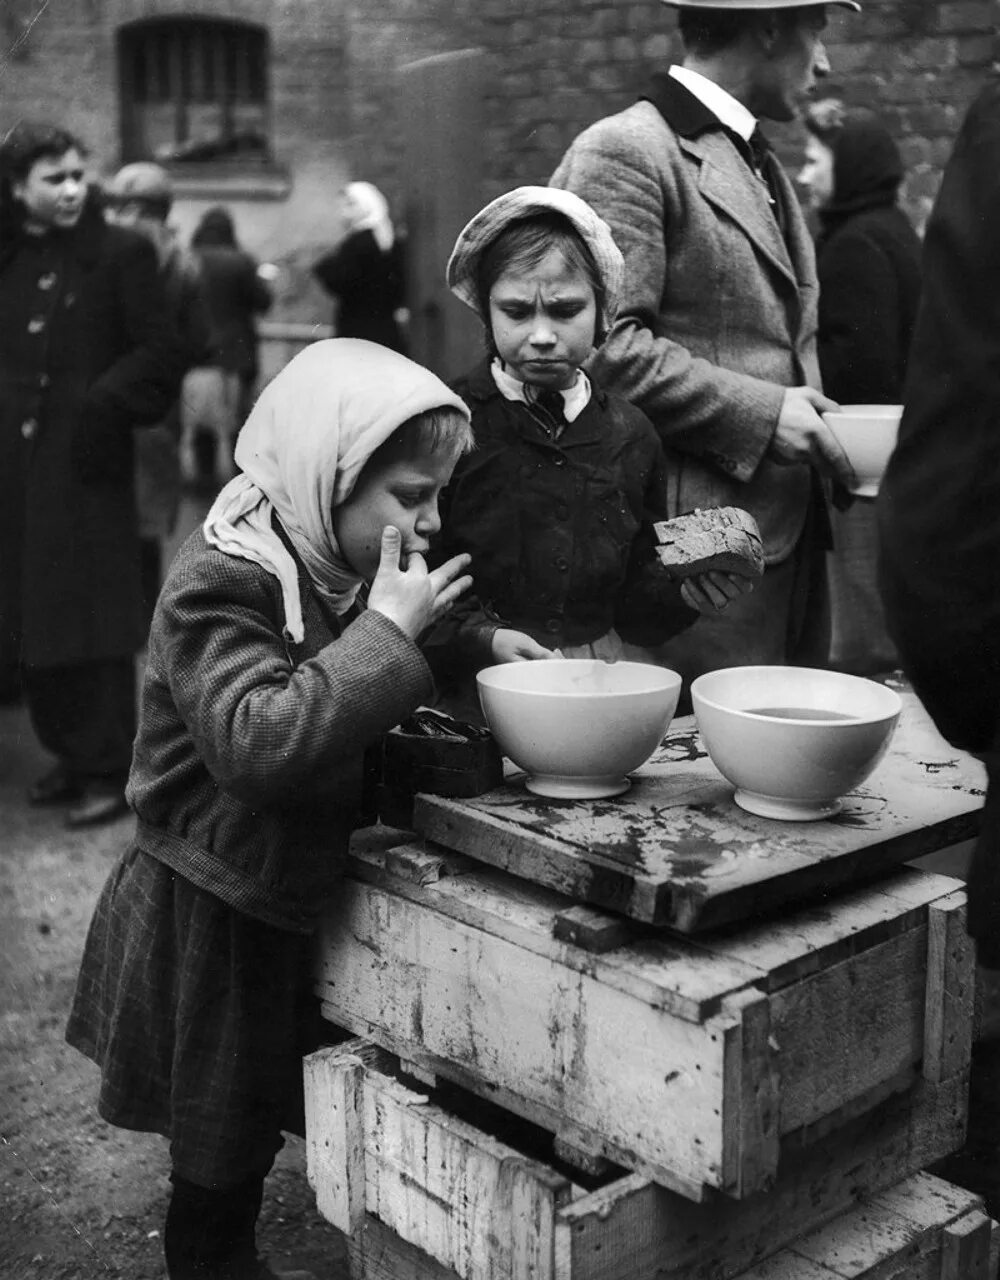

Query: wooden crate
<box><xmin>304</xmin><ymin>1039</ymin><xmax>986</xmax><ymax>1280</ymax></box>
<box><xmin>413</xmin><ymin>692</ymin><xmax>985</xmax><ymax>933</ymax></box>
<box><xmin>315</xmin><ymin>849</ymin><xmax>974</xmax><ymax>1201</ymax></box>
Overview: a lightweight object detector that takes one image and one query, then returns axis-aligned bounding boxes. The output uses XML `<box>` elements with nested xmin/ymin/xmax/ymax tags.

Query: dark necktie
<box><xmin>532</xmin><ymin>388</ymin><xmax>568</xmax><ymax>436</ymax></box>
<box><xmin>746</xmin><ymin>126</ymin><xmax>787</xmax><ymax>239</ymax></box>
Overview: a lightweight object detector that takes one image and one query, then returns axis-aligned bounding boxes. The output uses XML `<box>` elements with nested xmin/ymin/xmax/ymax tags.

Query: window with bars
<box><xmin>119</xmin><ymin>18</ymin><xmax>271</xmax><ymax>166</ymax></box>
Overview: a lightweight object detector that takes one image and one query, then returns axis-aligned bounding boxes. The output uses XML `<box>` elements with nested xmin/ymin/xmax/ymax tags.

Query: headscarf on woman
<box><xmin>445</xmin><ymin>185</ymin><xmax>624</xmax><ymax>338</ymax></box>
<box><xmin>203</xmin><ymin>338</ymin><xmax>469</xmax><ymax>641</ymax></box>
<box><xmin>191</xmin><ymin>205</ymin><xmax>238</xmax><ymax>249</ymax></box>
<box><xmin>345</xmin><ymin>182</ymin><xmax>394</xmax><ymax>253</ymax></box>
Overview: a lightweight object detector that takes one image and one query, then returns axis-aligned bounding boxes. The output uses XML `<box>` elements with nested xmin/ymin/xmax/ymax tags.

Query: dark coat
<box><xmin>312</xmin><ymin>229</ymin><xmax>407</xmax><ymax>353</ymax></box>
<box><xmin>436</xmin><ymin>361</ymin><xmax>695</xmax><ymax>655</ymax></box>
<box><xmin>0</xmin><ymin>197</ymin><xmax>185</xmax><ymax>667</ymax></box>
<box><xmin>192</xmin><ymin>244</ymin><xmax>271</xmax><ymax>379</ymax></box>
<box><xmin>815</xmin><ymin>201</ymin><xmax>922</xmax><ymax>404</ymax></box>
<box><xmin>878</xmin><ymin>77</ymin><xmax>1000</xmax><ymax>965</ymax></box>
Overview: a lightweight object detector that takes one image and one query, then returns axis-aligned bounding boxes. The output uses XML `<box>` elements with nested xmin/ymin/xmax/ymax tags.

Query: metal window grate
<box><xmin>119</xmin><ymin>18</ymin><xmax>269</xmax><ymax>165</ymax></box>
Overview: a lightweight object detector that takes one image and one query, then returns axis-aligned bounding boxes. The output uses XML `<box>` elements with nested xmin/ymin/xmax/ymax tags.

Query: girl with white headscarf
<box><xmin>66</xmin><ymin>338</ymin><xmax>473</xmax><ymax>1280</ymax></box>
<box><xmin>431</xmin><ymin>186</ymin><xmax>753</xmax><ymax>719</ymax></box>
<box><xmin>313</xmin><ymin>181</ymin><xmax>409</xmax><ymax>353</ymax></box>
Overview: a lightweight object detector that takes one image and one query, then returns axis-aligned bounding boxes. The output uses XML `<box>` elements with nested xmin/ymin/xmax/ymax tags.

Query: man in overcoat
<box><xmin>0</xmin><ymin>122</ymin><xmax>185</xmax><ymax>827</ymax></box>
<box><xmin>550</xmin><ymin>0</ymin><xmax>859</xmax><ymax>693</ymax></box>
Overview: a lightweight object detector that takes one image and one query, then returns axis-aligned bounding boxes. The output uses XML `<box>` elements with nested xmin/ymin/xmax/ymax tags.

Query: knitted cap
<box><xmin>446</xmin><ymin>185</ymin><xmax>624</xmax><ymax>335</ymax></box>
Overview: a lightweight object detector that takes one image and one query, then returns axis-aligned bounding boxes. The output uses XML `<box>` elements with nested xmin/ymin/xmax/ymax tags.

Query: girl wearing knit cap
<box><xmin>433</xmin><ymin>186</ymin><xmax>754</xmax><ymax>716</ymax></box>
<box><xmin>65</xmin><ymin>339</ymin><xmax>476</xmax><ymax>1280</ymax></box>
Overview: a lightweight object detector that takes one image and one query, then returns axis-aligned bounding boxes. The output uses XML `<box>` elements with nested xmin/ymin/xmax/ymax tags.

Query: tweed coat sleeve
<box><xmin>551</xmin><ymin>110</ymin><xmax>787</xmax><ymax>482</ymax></box>
<box><xmin>157</xmin><ymin>541</ymin><xmax>434</xmax><ymax>805</ymax></box>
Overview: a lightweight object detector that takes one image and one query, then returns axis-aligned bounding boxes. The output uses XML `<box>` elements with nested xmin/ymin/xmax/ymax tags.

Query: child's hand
<box><xmin>367</xmin><ymin>526</ymin><xmax>473</xmax><ymax>639</ymax></box>
<box><xmin>680</xmin><ymin>570</ymin><xmax>755</xmax><ymax>616</ymax></box>
<box><xmin>492</xmin><ymin>628</ymin><xmax>558</xmax><ymax>663</ymax></box>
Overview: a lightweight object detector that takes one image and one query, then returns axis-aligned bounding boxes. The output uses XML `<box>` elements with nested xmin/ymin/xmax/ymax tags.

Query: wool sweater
<box><xmin>127</xmin><ymin>528</ymin><xmax>433</xmax><ymax>933</ymax></box>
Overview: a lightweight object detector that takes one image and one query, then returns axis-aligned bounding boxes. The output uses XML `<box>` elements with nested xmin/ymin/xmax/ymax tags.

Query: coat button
<box><xmin>545</xmin><ymin>618</ymin><xmax>561</xmax><ymax>633</ymax></box>
<box><xmin>27</xmin><ymin>316</ymin><xmax>45</xmax><ymax>334</ymax></box>
<box><xmin>553</xmin><ymin>456</ymin><xmax>566</xmax><ymax>467</ymax></box>
<box><xmin>39</xmin><ymin>373</ymin><xmax>50</xmax><ymax>388</ymax></box>
<box><xmin>37</xmin><ymin>271</ymin><xmax>57</xmax><ymax>290</ymax></box>
<box><xmin>21</xmin><ymin>418</ymin><xmax>38</xmax><ymax>440</ymax></box>
<box><xmin>554</xmin><ymin>556</ymin><xmax>569</xmax><ymax>572</ymax></box>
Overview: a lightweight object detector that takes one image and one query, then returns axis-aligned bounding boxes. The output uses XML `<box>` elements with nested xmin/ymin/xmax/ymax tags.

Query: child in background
<box><xmin>65</xmin><ymin>339</ymin><xmax>476</xmax><ymax>1280</ymax></box>
<box><xmin>431</xmin><ymin>186</ymin><xmax>753</xmax><ymax>713</ymax></box>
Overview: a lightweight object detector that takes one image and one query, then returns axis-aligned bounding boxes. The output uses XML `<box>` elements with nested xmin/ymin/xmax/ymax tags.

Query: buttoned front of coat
<box><xmin>440</xmin><ymin>362</ymin><xmax>693</xmax><ymax>653</ymax></box>
<box><xmin>0</xmin><ymin>199</ymin><xmax>183</xmax><ymax>666</ymax></box>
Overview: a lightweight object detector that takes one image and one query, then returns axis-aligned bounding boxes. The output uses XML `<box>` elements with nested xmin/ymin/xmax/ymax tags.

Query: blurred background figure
<box><xmin>183</xmin><ymin>204</ymin><xmax>273</xmax><ymax>488</ymax></box>
<box><xmin>312</xmin><ymin>181</ymin><xmax>409</xmax><ymax>353</ymax></box>
<box><xmin>103</xmin><ymin>163</ymin><xmax>213</xmax><ymax>631</ymax></box>
<box><xmin>800</xmin><ymin>100</ymin><xmax>922</xmax><ymax>677</ymax></box>
<box><xmin>0</xmin><ymin>121</ymin><xmax>183</xmax><ymax>827</ymax></box>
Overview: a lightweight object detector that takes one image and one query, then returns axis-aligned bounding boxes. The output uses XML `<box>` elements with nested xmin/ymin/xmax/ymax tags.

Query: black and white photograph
<box><xmin>3</xmin><ymin>1</ymin><xmax>1000</xmax><ymax>1277</ymax></box>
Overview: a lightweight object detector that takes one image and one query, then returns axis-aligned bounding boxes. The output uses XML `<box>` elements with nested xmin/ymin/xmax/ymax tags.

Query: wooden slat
<box><xmin>940</xmin><ymin>1209</ymin><xmax>994</xmax><ymax>1280</ymax></box>
<box><xmin>303</xmin><ymin>1043</ymin><xmax>367</xmax><ymax>1233</ymax></box>
<box><xmin>555</xmin><ymin>1073</ymin><xmax>967</xmax><ymax>1280</ymax></box>
<box><xmin>413</xmin><ymin>692</ymin><xmax>984</xmax><ymax>932</ymax></box>
<box><xmin>316</xmin><ymin>863</ymin><xmax>971</xmax><ymax>1199</ymax></box>
<box><xmin>743</xmin><ymin>1173</ymin><xmax>989</xmax><ymax>1279</ymax></box>
<box><xmin>924</xmin><ymin>890</ymin><xmax>976</xmax><ymax>1083</ymax></box>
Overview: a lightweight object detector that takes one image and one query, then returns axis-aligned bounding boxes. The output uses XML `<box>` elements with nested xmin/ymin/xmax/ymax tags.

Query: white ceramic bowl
<box><xmin>476</xmin><ymin>659</ymin><xmax>682</xmax><ymax>800</ymax></box>
<box><xmin>691</xmin><ymin>666</ymin><xmax>902</xmax><ymax>821</ymax></box>
<box><xmin>822</xmin><ymin>404</ymin><xmax>903</xmax><ymax>498</ymax></box>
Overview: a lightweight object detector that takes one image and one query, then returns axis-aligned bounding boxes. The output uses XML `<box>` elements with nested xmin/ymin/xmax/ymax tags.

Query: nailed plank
<box><xmin>924</xmin><ymin>891</ymin><xmax>975</xmax><ymax>1083</ymax></box>
<box><xmin>303</xmin><ymin>1043</ymin><xmax>367</xmax><ymax>1233</ymax></box>
<box><xmin>317</xmin><ymin>867</ymin><xmax>734</xmax><ymax>1198</ymax></box>
<box><xmin>940</xmin><ymin>1208</ymin><xmax>994</xmax><ymax>1280</ymax></box>
<box><xmin>413</xmin><ymin>691</ymin><xmax>984</xmax><ymax>931</ymax></box>
<box><xmin>316</xmin><ymin>862</ymin><xmax>971</xmax><ymax>1199</ymax></box>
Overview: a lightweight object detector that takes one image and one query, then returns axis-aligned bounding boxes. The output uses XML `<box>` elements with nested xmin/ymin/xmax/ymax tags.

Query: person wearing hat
<box><xmin>428</xmin><ymin>185</ymin><xmax>754</xmax><ymax>719</ymax></box>
<box><xmin>0</xmin><ymin>123</ymin><xmax>185</xmax><ymax>827</ymax></box>
<box><xmin>104</xmin><ymin>163</ymin><xmax>213</xmax><ymax>631</ymax></box>
<box><xmin>551</xmin><ymin>0</ymin><xmax>861</xmax><ymax>699</ymax></box>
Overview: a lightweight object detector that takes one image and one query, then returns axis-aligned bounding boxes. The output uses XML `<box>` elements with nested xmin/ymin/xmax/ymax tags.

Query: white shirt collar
<box><xmin>668</xmin><ymin>64</ymin><xmax>758</xmax><ymax>143</ymax></box>
<box><xmin>490</xmin><ymin>359</ymin><xmax>591</xmax><ymax>423</ymax></box>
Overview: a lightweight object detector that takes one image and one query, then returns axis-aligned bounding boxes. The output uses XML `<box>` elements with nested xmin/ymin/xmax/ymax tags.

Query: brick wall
<box><xmin>2</xmin><ymin>0</ymin><xmax>998</xmax><ymax>322</ymax></box>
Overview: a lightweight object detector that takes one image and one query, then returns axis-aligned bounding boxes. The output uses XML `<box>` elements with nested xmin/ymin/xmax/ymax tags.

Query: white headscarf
<box><xmin>345</xmin><ymin>181</ymin><xmax>394</xmax><ymax>253</ymax></box>
<box><xmin>203</xmin><ymin>338</ymin><xmax>469</xmax><ymax>642</ymax></box>
<box><xmin>445</xmin><ymin>185</ymin><xmax>624</xmax><ymax>336</ymax></box>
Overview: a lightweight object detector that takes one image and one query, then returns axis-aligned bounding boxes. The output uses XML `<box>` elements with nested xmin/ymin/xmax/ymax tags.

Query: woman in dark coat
<box><xmin>799</xmin><ymin>102</ymin><xmax>923</xmax><ymax>676</ymax></box>
<box><xmin>0</xmin><ymin>121</ymin><xmax>184</xmax><ymax>826</ymax></box>
<box><xmin>312</xmin><ymin>182</ymin><xmax>408</xmax><ymax>353</ymax></box>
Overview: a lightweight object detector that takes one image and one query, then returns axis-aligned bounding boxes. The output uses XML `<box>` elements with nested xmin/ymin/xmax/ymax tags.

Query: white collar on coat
<box><xmin>668</xmin><ymin>65</ymin><xmax>758</xmax><ymax>143</ymax></box>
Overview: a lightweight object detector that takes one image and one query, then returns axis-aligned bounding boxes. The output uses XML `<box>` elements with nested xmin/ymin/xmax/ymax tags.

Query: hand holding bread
<box><xmin>653</xmin><ymin>507</ymin><xmax>764</xmax><ymax>615</ymax></box>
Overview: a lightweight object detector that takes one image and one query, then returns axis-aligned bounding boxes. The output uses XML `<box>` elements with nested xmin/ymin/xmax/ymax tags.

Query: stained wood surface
<box><xmin>316</xmin><ymin>851</ymin><xmax>971</xmax><ymax>1198</ymax></box>
<box><xmin>307</xmin><ymin>1035</ymin><xmax>976</xmax><ymax>1280</ymax></box>
<box><xmin>414</xmin><ymin>688</ymin><xmax>986</xmax><ymax>932</ymax></box>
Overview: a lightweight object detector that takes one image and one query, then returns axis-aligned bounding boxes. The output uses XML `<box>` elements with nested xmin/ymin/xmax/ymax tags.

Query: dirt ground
<box><xmin>0</xmin><ymin>696</ymin><xmax>352</xmax><ymax>1280</ymax></box>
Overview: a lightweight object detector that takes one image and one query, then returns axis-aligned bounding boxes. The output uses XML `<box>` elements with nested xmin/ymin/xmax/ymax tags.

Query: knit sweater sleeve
<box><xmin>156</xmin><ymin>544</ymin><xmax>434</xmax><ymax>804</ymax></box>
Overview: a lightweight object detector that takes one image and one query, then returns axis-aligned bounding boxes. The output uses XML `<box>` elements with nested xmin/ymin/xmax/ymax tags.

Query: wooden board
<box><xmin>315</xmin><ymin>852</ymin><xmax>973</xmax><ymax>1199</ymax></box>
<box><xmin>414</xmin><ymin>689</ymin><xmax>985</xmax><ymax>931</ymax></box>
<box><xmin>305</xmin><ymin>1040</ymin><xmax>984</xmax><ymax>1280</ymax></box>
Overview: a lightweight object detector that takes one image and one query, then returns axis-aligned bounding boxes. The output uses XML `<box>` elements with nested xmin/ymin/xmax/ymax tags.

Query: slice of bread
<box><xmin>653</xmin><ymin>507</ymin><xmax>765</xmax><ymax>580</ymax></box>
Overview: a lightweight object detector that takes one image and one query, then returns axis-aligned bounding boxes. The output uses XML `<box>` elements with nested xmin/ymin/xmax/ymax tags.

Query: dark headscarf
<box><xmin>191</xmin><ymin>205</ymin><xmax>238</xmax><ymax>249</ymax></box>
<box><xmin>815</xmin><ymin>109</ymin><xmax>904</xmax><ymax>230</ymax></box>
